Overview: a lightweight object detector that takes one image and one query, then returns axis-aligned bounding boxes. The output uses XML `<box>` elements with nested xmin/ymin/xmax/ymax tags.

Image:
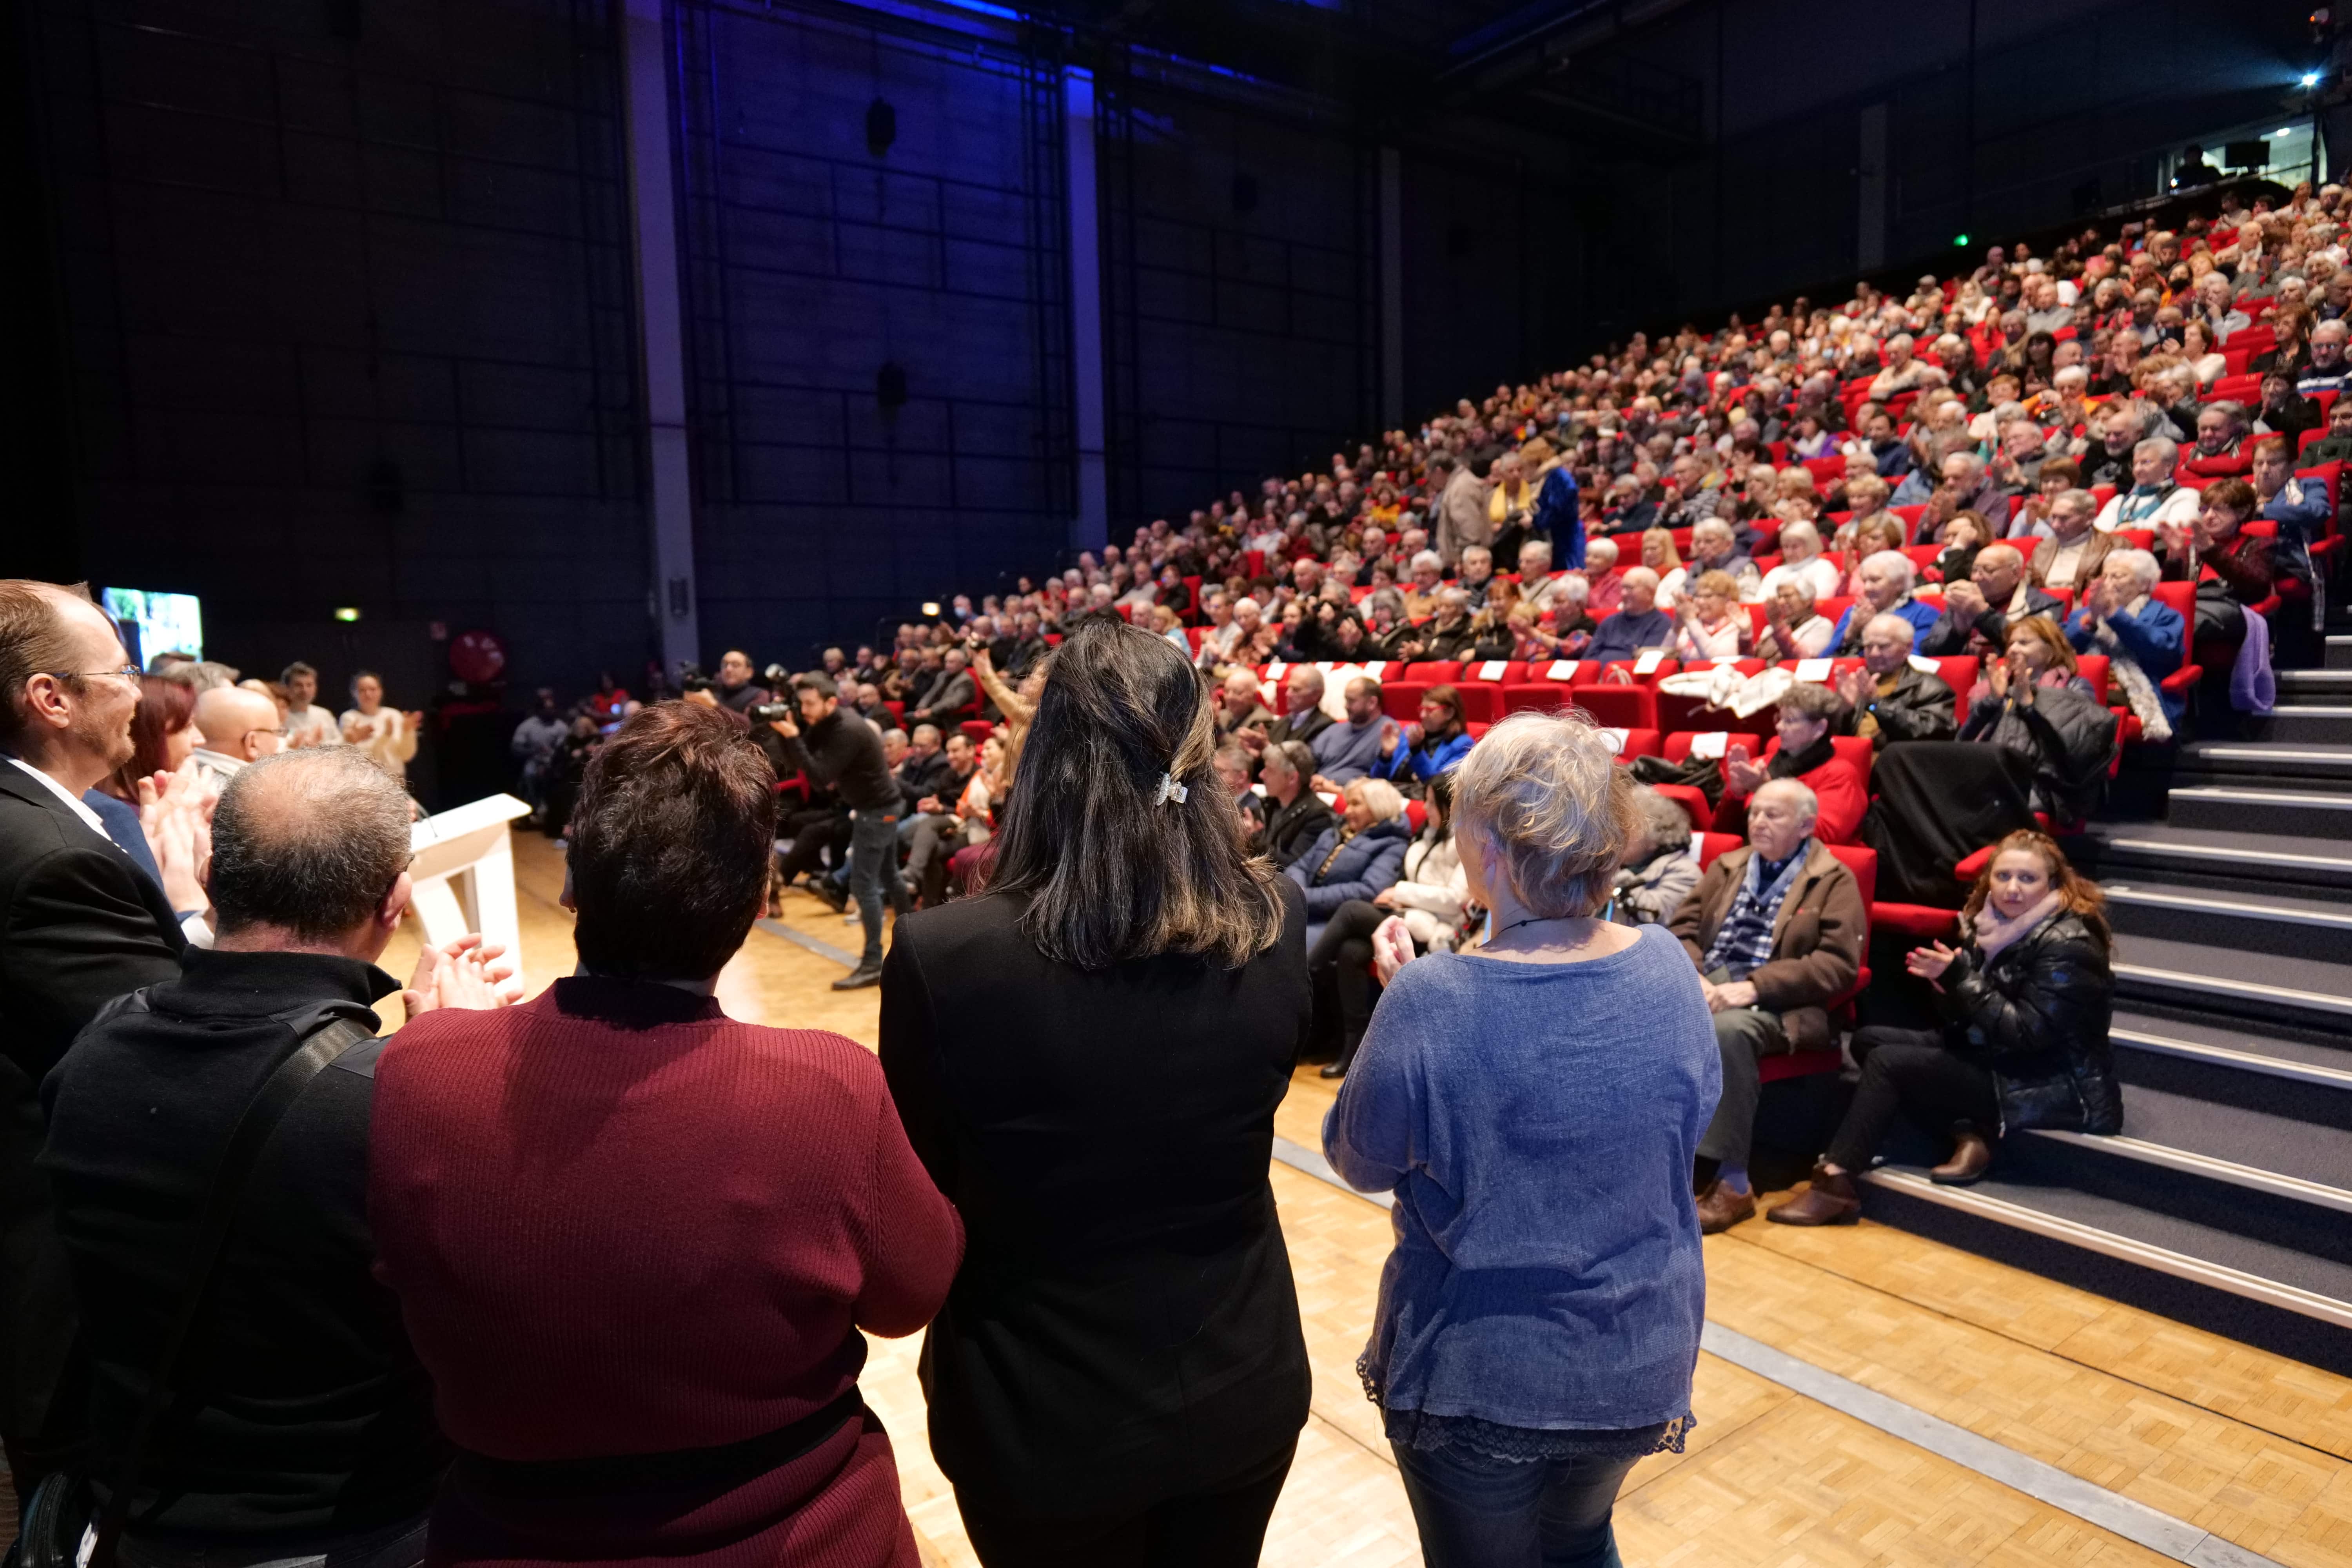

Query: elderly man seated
<box><xmin>1829</xmin><ymin>550</ymin><xmax>1939</xmax><ymax>653</ymax></box>
<box><xmin>2028</xmin><ymin>488</ymin><xmax>2114</xmax><ymax>591</ymax></box>
<box><xmin>1586</xmin><ymin>567</ymin><xmax>1674</xmax><ymax>661</ymax></box>
<box><xmin>1669</xmin><ymin>777</ymin><xmax>1866</xmax><ymax>1233</ymax></box>
<box><xmin>1920</xmin><ymin>541</ymin><xmax>2063</xmax><ymax>658</ymax></box>
<box><xmin>1835</xmin><ymin>613</ymin><xmax>1957</xmax><ymax>748</ymax></box>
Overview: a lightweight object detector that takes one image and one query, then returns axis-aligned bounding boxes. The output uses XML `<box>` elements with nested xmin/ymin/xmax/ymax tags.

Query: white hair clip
<box><xmin>1154</xmin><ymin>771</ymin><xmax>1189</xmax><ymax>806</ymax></box>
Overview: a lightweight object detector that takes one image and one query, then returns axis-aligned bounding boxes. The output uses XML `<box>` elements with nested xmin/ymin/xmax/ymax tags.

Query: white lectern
<box><xmin>407</xmin><ymin>794</ymin><xmax>532</xmax><ymax>965</ymax></box>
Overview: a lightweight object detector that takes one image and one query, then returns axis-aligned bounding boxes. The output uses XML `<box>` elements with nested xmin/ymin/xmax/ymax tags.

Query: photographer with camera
<box><xmin>766</xmin><ymin>675</ymin><xmax>897</xmax><ymax>990</ymax></box>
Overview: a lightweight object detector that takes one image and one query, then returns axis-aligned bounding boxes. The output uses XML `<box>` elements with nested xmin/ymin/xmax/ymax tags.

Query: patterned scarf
<box><xmin>1703</xmin><ymin>844</ymin><xmax>1811</xmax><ymax>980</ymax></box>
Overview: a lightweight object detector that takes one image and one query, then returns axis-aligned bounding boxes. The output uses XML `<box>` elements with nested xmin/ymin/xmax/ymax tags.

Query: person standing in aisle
<box><xmin>880</xmin><ymin>620</ymin><xmax>1310</xmax><ymax>1567</ymax></box>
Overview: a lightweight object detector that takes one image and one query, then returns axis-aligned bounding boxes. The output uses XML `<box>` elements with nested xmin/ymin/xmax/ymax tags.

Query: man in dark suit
<box><xmin>1919</xmin><ymin>543</ymin><xmax>2062</xmax><ymax>659</ymax></box>
<box><xmin>0</xmin><ymin>580</ymin><xmax>189</xmax><ymax>1499</ymax></box>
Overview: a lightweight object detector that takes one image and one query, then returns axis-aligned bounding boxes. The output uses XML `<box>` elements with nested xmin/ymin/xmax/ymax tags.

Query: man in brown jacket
<box><xmin>1667</xmin><ymin>777</ymin><xmax>1866</xmax><ymax>1234</ymax></box>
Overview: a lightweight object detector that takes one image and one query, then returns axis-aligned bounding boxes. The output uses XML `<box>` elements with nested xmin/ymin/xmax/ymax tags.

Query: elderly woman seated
<box><xmin>2066</xmin><ymin>547</ymin><xmax>2186</xmax><ymax>742</ymax></box>
<box><xmin>1306</xmin><ymin>773</ymin><xmax>1470</xmax><ymax>1080</ymax></box>
<box><xmin>1286</xmin><ymin>776</ymin><xmax>1412</xmax><ymax>949</ymax></box>
<box><xmin>1672</xmin><ymin>570</ymin><xmax>1755</xmax><ymax>660</ymax></box>
<box><xmin>1754</xmin><ymin>579</ymin><xmax>1836</xmax><ymax>660</ymax></box>
<box><xmin>2156</xmin><ymin>477</ymin><xmax>2276</xmax><ymax>642</ymax></box>
<box><xmin>1755</xmin><ymin>519</ymin><xmax>1842</xmax><ymax>604</ymax></box>
<box><xmin>1611</xmin><ymin>785</ymin><xmax>1699</xmax><ymax>926</ymax></box>
<box><xmin>1960</xmin><ymin>618</ymin><xmax>2118</xmax><ymax>821</ymax></box>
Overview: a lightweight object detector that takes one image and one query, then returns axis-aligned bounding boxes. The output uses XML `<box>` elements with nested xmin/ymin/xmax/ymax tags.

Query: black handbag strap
<box><xmin>89</xmin><ymin>1011</ymin><xmax>381</xmax><ymax>1566</ymax></box>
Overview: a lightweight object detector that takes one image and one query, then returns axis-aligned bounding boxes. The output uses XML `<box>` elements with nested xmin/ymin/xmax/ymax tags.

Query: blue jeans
<box><xmin>848</xmin><ymin>809</ymin><xmax>899</xmax><ymax>964</ymax></box>
<box><xmin>1392</xmin><ymin>1441</ymin><xmax>1636</xmax><ymax>1568</ymax></box>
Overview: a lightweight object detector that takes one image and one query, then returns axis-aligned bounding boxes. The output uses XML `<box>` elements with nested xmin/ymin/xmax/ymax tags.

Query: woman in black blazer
<box><xmin>880</xmin><ymin>619</ymin><xmax>1310</xmax><ymax>1568</ymax></box>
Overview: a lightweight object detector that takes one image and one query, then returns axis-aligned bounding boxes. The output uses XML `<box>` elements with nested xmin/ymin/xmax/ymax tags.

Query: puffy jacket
<box><xmin>1935</xmin><ymin>911</ymin><xmax>2120</xmax><ymax>1136</ymax></box>
<box><xmin>1286</xmin><ymin>815</ymin><xmax>1412</xmax><ymax>944</ymax></box>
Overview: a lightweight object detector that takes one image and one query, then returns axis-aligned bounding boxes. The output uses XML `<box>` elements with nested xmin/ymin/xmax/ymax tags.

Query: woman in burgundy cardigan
<box><xmin>370</xmin><ymin>702</ymin><xmax>962</xmax><ymax>1568</ymax></box>
<box><xmin>881</xmin><ymin>620</ymin><xmax>1312</xmax><ymax>1566</ymax></box>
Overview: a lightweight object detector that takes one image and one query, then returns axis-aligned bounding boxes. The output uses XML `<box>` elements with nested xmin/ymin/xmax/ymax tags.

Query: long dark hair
<box><xmin>986</xmin><ymin>619</ymin><xmax>1286</xmax><ymax>969</ymax></box>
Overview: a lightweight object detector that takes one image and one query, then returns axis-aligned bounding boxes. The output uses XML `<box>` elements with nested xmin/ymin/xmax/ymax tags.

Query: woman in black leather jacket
<box><xmin>1768</xmin><ymin>829</ymin><xmax>2118</xmax><ymax>1225</ymax></box>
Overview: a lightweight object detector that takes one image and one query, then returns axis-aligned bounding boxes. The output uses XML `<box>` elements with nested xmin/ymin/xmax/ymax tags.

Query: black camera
<box><xmin>763</xmin><ymin>662</ymin><xmax>791</xmax><ymax>684</ymax></box>
<box><xmin>676</xmin><ymin>660</ymin><xmax>715</xmax><ymax>694</ymax></box>
<box><xmin>748</xmin><ymin>700</ymin><xmax>796</xmax><ymax>723</ymax></box>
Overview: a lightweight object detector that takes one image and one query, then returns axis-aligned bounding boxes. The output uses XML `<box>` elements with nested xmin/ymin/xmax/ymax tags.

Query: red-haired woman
<box><xmin>1769</xmin><ymin>831</ymin><xmax>2119</xmax><ymax>1224</ymax></box>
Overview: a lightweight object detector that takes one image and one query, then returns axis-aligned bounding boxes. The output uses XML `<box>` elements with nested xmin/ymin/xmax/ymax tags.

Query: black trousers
<box><xmin>1824</xmin><ymin>1026</ymin><xmax>2000</xmax><ymax>1172</ymax></box>
<box><xmin>773</xmin><ymin>808</ymin><xmax>849</xmax><ymax>884</ymax></box>
<box><xmin>1308</xmin><ymin>900</ymin><xmax>1388</xmax><ymax>1054</ymax></box>
<box><xmin>956</xmin><ymin>1440</ymin><xmax>1295</xmax><ymax>1568</ymax></box>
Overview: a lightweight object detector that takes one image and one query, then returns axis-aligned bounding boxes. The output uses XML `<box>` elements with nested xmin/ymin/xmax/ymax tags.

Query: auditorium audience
<box><xmin>1670</xmin><ymin>777</ymin><xmax>1865</xmax><ymax>1232</ymax></box>
<box><xmin>1325</xmin><ymin>711</ymin><xmax>1714</xmax><ymax>1568</ymax></box>
<box><xmin>1769</xmin><ymin>831</ymin><xmax>2118</xmax><ymax>1223</ymax></box>
<box><xmin>879</xmin><ymin>620</ymin><xmax>1309</xmax><ymax>1567</ymax></box>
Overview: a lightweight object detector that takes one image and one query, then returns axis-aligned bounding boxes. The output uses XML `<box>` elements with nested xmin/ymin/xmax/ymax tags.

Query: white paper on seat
<box><xmin>1690</xmin><ymin>732</ymin><xmax>1730</xmax><ymax>759</ymax></box>
<box><xmin>1600</xmin><ymin>728</ymin><xmax>1630</xmax><ymax>754</ymax></box>
<box><xmin>1546</xmin><ymin>658</ymin><xmax>1580</xmax><ymax>681</ymax></box>
<box><xmin>1362</xmin><ymin>661</ymin><xmax>1386</xmax><ymax>678</ymax></box>
<box><xmin>1908</xmin><ymin>654</ymin><xmax>1940</xmax><ymax>673</ymax></box>
<box><xmin>1478</xmin><ymin>659</ymin><xmax>1508</xmax><ymax>682</ymax></box>
<box><xmin>1795</xmin><ymin>658</ymin><xmax>1834</xmax><ymax>682</ymax></box>
<box><xmin>1634</xmin><ymin>650</ymin><xmax>1666</xmax><ymax>675</ymax></box>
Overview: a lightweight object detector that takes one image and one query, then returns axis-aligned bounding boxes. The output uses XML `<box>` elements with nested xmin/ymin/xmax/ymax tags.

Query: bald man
<box><xmin>191</xmin><ymin>684</ymin><xmax>286</xmax><ymax>789</ymax></box>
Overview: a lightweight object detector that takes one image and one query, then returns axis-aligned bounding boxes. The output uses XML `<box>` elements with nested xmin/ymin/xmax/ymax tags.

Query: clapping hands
<box><xmin>402</xmin><ymin>934</ymin><xmax>523</xmax><ymax>1016</ymax></box>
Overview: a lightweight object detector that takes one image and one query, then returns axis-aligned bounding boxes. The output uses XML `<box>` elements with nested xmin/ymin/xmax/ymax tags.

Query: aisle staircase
<box><xmin>1858</xmin><ymin>633</ymin><xmax>2352</xmax><ymax>1376</ymax></box>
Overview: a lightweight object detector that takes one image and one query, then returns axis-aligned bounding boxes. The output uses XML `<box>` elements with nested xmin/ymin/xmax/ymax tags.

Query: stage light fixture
<box><xmin>334</xmin><ymin>607</ymin><xmax>361</xmax><ymax>622</ymax></box>
<box><xmin>921</xmin><ymin>601</ymin><xmax>942</xmax><ymax>617</ymax></box>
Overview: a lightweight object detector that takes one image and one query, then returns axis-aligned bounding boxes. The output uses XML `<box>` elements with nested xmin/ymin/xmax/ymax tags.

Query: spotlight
<box><xmin>334</xmin><ymin>607</ymin><xmax>361</xmax><ymax>622</ymax></box>
<box><xmin>2302</xmin><ymin>71</ymin><xmax>2323</xmax><ymax>87</ymax></box>
<box><xmin>921</xmin><ymin>601</ymin><xmax>942</xmax><ymax>617</ymax></box>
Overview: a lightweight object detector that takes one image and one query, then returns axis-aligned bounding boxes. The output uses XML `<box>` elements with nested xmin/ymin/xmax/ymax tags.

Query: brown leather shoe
<box><xmin>1931</xmin><ymin>1126</ymin><xmax>1994</xmax><ymax>1186</ymax></box>
<box><xmin>1695</xmin><ymin>1179</ymin><xmax>1757</xmax><ymax>1234</ymax></box>
<box><xmin>1767</xmin><ymin>1166</ymin><xmax>1861</xmax><ymax>1226</ymax></box>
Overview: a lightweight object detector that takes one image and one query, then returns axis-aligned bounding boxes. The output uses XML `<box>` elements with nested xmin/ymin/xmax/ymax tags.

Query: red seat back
<box><xmin>1569</xmin><ymin>684</ymin><xmax>1658</xmax><ymax>729</ymax></box>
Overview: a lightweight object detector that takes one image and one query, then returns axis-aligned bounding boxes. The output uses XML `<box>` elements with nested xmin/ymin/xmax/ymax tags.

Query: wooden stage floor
<box><xmin>357</xmin><ymin>831</ymin><xmax>2352</xmax><ymax>1568</ymax></box>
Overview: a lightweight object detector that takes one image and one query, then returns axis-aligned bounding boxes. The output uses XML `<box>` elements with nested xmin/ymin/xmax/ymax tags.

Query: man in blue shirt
<box><xmin>1587</xmin><ymin>568</ymin><xmax>1674</xmax><ymax>662</ymax></box>
<box><xmin>1310</xmin><ymin>678</ymin><xmax>1392</xmax><ymax>788</ymax></box>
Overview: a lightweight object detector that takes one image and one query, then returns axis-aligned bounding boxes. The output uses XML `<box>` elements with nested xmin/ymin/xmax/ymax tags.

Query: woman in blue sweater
<box><xmin>1325</xmin><ymin>710</ymin><xmax>1720</xmax><ymax>1568</ymax></box>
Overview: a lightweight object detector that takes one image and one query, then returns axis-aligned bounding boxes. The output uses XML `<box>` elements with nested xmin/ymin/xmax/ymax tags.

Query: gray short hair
<box><xmin>2108</xmin><ymin>546</ymin><xmax>2161</xmax><ymax>593</ymax></box>
<box><xmin>1752</xmin><ymin>776</ymin><xmax>1819</xmax><ymax>826</ymax></box>
<box><xmin>1629</xmin><ymin>785</ymin><xmax>1692</xmax><ymax>852</ymax></box>
<box><xmin>1451</xmin><ymin>711</ymin><xmax>1637</xmax><ymax>919</ymax></box>
<box><xmin>2134</xmin><ymin>436</ymin><xmax>2179</xmax><ymax>467</ymax></box>
<box><xmin>208</xmin><ymin>749</ymin><xmax>413</xmax><ymax>941</ymax></box>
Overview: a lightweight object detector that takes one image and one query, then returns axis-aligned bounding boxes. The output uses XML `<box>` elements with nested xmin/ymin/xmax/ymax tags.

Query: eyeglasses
<box><xmin>45</xmin><ymin>665</ymin><xmax>143</xmax><ymax>684</ymax></box>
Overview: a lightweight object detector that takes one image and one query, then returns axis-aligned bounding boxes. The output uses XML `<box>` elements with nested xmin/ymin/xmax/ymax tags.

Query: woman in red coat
<box><xmin>370</xmin><ymin>702</ymin><xmax>962</xmax><ymax>1568</ymax></box>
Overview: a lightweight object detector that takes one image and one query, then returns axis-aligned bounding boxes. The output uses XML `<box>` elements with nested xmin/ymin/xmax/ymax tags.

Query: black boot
<box><xmin>831</xmin><ymin>960</ymin><xmax>883</xmax><ymax>991</ymax></box>
<box><xmin>1319</xmin><ymin>1035</ymin><xmax>1363</xmax><ymax>1079</ymax></box>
